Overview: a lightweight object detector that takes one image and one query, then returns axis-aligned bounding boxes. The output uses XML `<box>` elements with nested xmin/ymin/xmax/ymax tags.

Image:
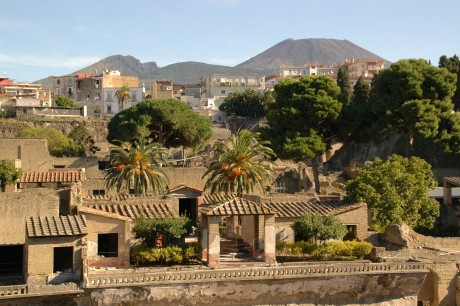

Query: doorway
<box><xmin>0</xmin><ymin>245</ymin><xmax>23</xmax><ymax>278</ymax></box>
<box><xmin>53</xmin><ymin>247</ymin><xmax>73</xmax><ymax>273</ymax></box>
<box><xmin>179</xmin><ymin>198</ymin><xmax>198</xmax><ymax>225</ymax></box>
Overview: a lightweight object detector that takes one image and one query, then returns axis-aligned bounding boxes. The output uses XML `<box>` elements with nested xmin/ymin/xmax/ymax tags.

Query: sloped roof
<box><xmin>27</xmin><ymin>215</ymin><xmax>87</xmax><ymax>238</ymax></box>
<box><xmin>262</xmin><ymin>200</ymin><xmax>366</xmax><ymax>218</ymax></box>
<box><xmin>202</xmin><ymin>197</ymin><xmax>277</xmax><ymax>216</ymax></box>
<box><xmin>444</xmin><ymin>177</ymin><xmax>460</xmax><ymax>187</ymax></box>
<box><xmin>203</xmin><ymin>193</ymin><xmax>236</xmax><ymax>205</ymax></box>
<box><xmin>84</xmin><ymin>203</ymin><xmax>179</xmax><ymax>219</ymax></box>
<box><xmin>168</xmin><ymin>184</ymin><xmax>203</xmax><ymax>194</ymax></box>
<box><xmin>20</xmin><ymin>171</ymin><xmax>85</xmax><ymax>183</ymax></box>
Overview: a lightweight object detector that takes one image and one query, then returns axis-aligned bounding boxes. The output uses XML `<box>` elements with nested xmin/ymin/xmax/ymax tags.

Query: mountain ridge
<box><xmin>35</xmin><ymin>38</ymin><xmax>390</xmax><ymax>88</ymax></box>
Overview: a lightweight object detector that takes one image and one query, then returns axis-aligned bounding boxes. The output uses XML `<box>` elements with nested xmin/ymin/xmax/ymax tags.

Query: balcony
<box><xmin>214</xmin><ymin>81</ymin><xmax>232</xmax><ymax>87</ymax></box>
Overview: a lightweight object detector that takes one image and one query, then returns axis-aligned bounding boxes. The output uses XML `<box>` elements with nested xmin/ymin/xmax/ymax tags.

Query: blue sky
<box><xmin>1</xmin><ymin>0</ymin><xmax>459</xmax><ymax>82</ymax></box>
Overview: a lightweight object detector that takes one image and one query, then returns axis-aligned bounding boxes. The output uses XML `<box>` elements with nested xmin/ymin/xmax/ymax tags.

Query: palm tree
<box><xmin>202</xmin><ymin>129</ymin><xmax>276</xmax><ymax>197</ymax></box>
<box><xmin>115</xmin><ymin>85</ymin><xmax>132</xmax><ymax>111</ymax></box>
<box><xmin>105</xmin><ymin>137</ymin><xmax>169</xmax><ymax>196</ymax></box>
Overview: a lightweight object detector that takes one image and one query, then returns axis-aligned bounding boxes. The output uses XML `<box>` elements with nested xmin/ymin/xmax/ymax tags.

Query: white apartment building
<box><xmin>201</xmin><ymin>74</ymin><xmax>265</xmax><ymax>109</ymax></box>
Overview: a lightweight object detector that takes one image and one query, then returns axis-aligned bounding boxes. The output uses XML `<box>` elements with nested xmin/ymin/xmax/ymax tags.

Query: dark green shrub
<box><xmin>291</xmin><ymin>213</ymin><xmax>347</xmax><ymax>243</ymax></box>
<box><xmin>130</xmin><ymin>243</ymin><xmax>201</xmax><ymax>266</ymax></box>
<box><xmin>132</xmin><ymin>216</ymin><xmax>192</xmax><ymax>247</ymax></box>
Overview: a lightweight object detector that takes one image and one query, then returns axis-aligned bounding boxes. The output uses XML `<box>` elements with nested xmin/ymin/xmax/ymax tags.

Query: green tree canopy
<box><xmin>344</xmin><ymin>154</ymin><xmax>439</xmax><ymax>232</ymax></box>
<box><xmin>203</xmin><ymin>129</ymin><xmax>276</xmax><ymax>197</ymax></box>
<box><xmin>107</xmin><ymin>99</ymin><xmax>212</xmax><ymax>150</ymax></box>
<box><xmin>132</xmin><ymin>216</ymin><xmax>192</xmax><ymax>247</ymax></box>
<box><xmin>439</xmin><ymin>55</ymin><xmax>460</xmax><ymax>111</ymax></box>
<box><xmin>0</xmin><ymin>160</ymin><xmax>22</xmax><ymax>191</ymax></box>
<box><xmin>69</xmin><ymin>124</ymin><xmax>95</xmax><ymax>156</ymax></box>
<box><xmin>262</xmin><ymin>75</ymin><xmax>342</xmax><ymax>193</ymax></box>
<box><xmin>55</xmin><ymin>96</ymin><xmax>77</xmax><ymax>108</ymax></box>
<box><xmin>338</xmin><ymin>76</ymin><xmax>375</xmax><ymax>142</ymax></box>
<box><xmin>370</xmin><ymin>59</ymin><xmax>458</xmax><ymax>156</ymax></box>
<box><xmin>16</xmin><ymin>127</ymin><xmax>82</xmax><ymax>157</ymax></box>
<box><xmin>291</xmin><ymin>213</ymin><xmax>347</xmax><ymax>244</ymax></box>
<box><xmin>219</xmin><ymin>89</ymin><xmax>273</xmax><ymax>117</ymax></box>
<box><xmin>105</xmin><ymin>136</ymin><xmax>169</xmax><ymax>196</ymax></box>
<box><xmin>337</xmin><ymin>66</ymin><xmax>352</xmax><ymax>105</ymax></box>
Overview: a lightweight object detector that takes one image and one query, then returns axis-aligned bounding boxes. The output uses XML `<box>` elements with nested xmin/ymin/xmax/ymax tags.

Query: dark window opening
<box><xmin>92</xmin><ymin>189</ymin><xmax>106</xmax><ymax>196</ymax></box>
<box><xmin>98</xmin><ymin>233</ymin><xmax>118</xmax><ymax>257</ymax></box>
<box><xmin>343</xmin><ymin>225</ymin><xmax>358</xmax><ymax>241</ymax></box>
<box><xmin>53</xmin><ymin>165</ymin><xmax>66</xmax><ymax>169</ymax></box>
<box><xmin>53</xmin><ymin>247</ymin><xmax>73</xmax><ymax>273</ymax></box>
<box><xmin>179</xmin><ymin>198</ymin><xmax>198</xmax><ymax>226</ymax></box>
<box><xmin>0</xmin><ymin>245</ymin><xmax>23</xmax><ymax>277</ymax></box>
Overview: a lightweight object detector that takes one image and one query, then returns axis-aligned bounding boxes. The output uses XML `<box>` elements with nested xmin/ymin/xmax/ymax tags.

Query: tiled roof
<box><xmin>168</xmin><ymin>185</ymin><xmax>203</xmax><ymax>194</ymax></box>
<box><xmin>20</xmin><ymin>171</ymin><xmax>85</xmax><ymax>183</ymax></box>
<box><xmin>84</xmin><ymin>203</ymin><xmax>179</xmax><ymax>219</ymax></box>
<box><xmin>27</xmin><ymin>215</ymin><xmax>87</xmax><ymax>238</ymax></box>
<box><xmin>202</xmin><ymin>197</ymin><xmax>277</xmax><ymax>216</ymax></box>
<box><xmin>444</xmin><ymin>177</ymin><xmax>460</xmax><ymax>187</ymax></box>
<box><xmin>83</xmin><ymin>193</ymin><xmax>162</xmax><ymax>202</ymax></box>
<box><xmin>262</xmin><ymin>200</ymin><xmax>366</xmax><ymax>218</ymax></box>
<box><xmin>203</xmin><ymin>193</ymin><xmax>236</xmax><ymax>205</ymax></box>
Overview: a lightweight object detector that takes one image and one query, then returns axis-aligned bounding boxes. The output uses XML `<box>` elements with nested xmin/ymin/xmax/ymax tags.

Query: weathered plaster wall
<box><xmin>335</xmin><ymin>205</ymin><xmax>369</xmax><ymax>240</ymax></box>
<box><xmin>0</xmin><ymin>189</ymin><xmax>59</xmax><ymax>244</ymax></box>
<box><xmin>86</xmin><ymin>273</ymin><xmax>425</xmax><ymax>306</ymax></box>
<box><xmin>84</xmin><ymin>213</ymin><xmax>130</xmax><ymax>268</ymax></box>
<box><xmin>26</xmin><ymin>236</ymin><xmax>83</xmax><ymax>283</ymax></box>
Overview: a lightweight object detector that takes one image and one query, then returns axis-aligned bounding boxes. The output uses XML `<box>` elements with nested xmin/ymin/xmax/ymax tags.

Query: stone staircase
<box><xmin>220</xmin><ymin>238</ymin><xmax>252</xmax><ymax>261</ymax></box>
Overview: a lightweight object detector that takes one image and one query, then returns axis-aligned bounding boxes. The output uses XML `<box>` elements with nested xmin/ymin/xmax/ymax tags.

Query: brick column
<box><xmin>207</xmin><ymin>216</ymin><xmax>221</xmax><ymax>268</ymax></box>
<box><xmin>201</xmin><ymin>216</ymin><xmax>208</xmax><ymax>261</ymax></box>
<box><xmin>263</xmin><ymin>214</ymin><xmax>276</xmax><ymax>263</ymax></box>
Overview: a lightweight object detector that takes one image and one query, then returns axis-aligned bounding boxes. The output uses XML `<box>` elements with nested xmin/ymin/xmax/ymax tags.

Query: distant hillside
<box><xmin>236</xmin><ymin>38</ymin><xmax>391</xmax><ymax>72</ymax></box>
<box><xmin>35</xmin><ymin>38</ymin><xmax>391</xmax><ymax>89</ymax></box>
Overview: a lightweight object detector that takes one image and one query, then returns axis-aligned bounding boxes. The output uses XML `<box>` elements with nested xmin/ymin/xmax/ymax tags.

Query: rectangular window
<box><xmin>98</xmin><ymin>233</ymin><xmax>118</xmax><ymax>257</ymax></box>
<box><xmin>92</xmin><ymin>189</ymin><xmax>105</xmax><ymax>196</ymax></box>
<box><xmin>57</xmin><ymin>79</ymin><xmax>61</xmax><ymax>85</ymax></box>
<box><xmin>55</xmin><ymin>88</ymin><xmax>61</xmax><ymax>95</ymax></box>
<box><xmin>53</xmin><ymin>247</ymin><xmax>73</xmax><ymax>273</ymax></box>
<box><xmin>106</xmin><ymin>91</ymin><xmax>112</xmax><ymax>102</ymax></box>
<box><xmin>107</xmin><ymin>105</ymin><xmax>112</xmax><ymax>113</ymax></box>
<box><xmin>131</xmin><ymin>91</ymin><xmax>137</xmax><ymax>102</ymax></box>
<box><xmin>221</xmin><ymin>90</ymin><xmax>225</xmax><ymax>94</ymax></box>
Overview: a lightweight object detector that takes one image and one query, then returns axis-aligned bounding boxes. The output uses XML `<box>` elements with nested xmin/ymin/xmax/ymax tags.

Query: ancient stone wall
<box><xmin>0</xmin><ymin>189</ymin><xmax>59</xmax><ymax>244</ymax></box>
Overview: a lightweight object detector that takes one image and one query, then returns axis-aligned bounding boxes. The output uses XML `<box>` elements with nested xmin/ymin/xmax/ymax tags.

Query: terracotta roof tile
<box><xmin>202</xmin><ymin>197</ymin><xmax>277</xmax><ymax>216</ymax></box>
<box><xmin>20</xmin><ymin>171</ymin><xmax>85</xmax><ymax>183</ymax></box>
<box><xmin>262</xmin><ymin>200</ymin><xmax>366</xmax><ymax>218</ymax></box>
<box><xmin>27</xmin><ymin>215</ymin><xmax>87</xmax><ymax>237</ymax></box>
<box><xmin>444</xmin><ymin>177</ymin><xmax>460</xmax><ymax>187</ymax></box>
<box><xmin>85</xmin><ymin>203</ymin><xmax>179</xmax><ymax>219</ymax></box>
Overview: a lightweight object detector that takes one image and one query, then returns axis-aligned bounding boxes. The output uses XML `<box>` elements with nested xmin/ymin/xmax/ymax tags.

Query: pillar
<box><xmin>201</xmin><ymin>216</ymin><xmax>208</xmax><ymax>261</ymax></box>
<box><xmin>443</xmin><ymin>181</ymin><xmax>452</xmax><ymax>206</ymax></box>
<box><xmin>263</xmin><ymin>214</ymin><xmax>276</xmax><ymax>263</ymax></box>
<box><xmin>207</xmin><ymin>215</ymin><xmax>221</xmax><ymax>268</ymax></box>
<box><xmin>256</xmin><ymin>215</ymin><xmax>265</xmax><ymax>250</ymax></box>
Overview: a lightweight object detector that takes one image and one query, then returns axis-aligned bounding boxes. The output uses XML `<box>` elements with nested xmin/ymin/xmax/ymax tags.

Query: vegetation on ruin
<box><xmin>276</xmin><ymin>240</ymin><xmax>372</xmax><ymax>261</ymax></box>
<box><xmin>262</xmin><ymin>75</ymin><xmax>342</xmax><ymax>194</ymax></box>
<box><xmin>291</xmin><ymin>213</ymin><xmax>347</xmax><ymax>244</ymax></box>
<box><xmin>344</xmin><ymin>154</ymin><xmax>439</xmax><ymax>232</ymax></box>
<box><xmin>16</xmin><ymin>126</ymin><xmax>83</xmax><ymax>157</ymax></box>
<box><xmin>202</xmin><ymin>129</ymin><xmax>276</xmax><ymax>197</ymax></box>
<box><xmin>105</xmin><ymin>136</ymin><xmax>169</xmax><ymax>196</ymax></box>
<box><xmin>107</xmin><ymin>99</ymin><xmax>212</xmax><ymax>150</ymax></box>
<box><xmin>0</xmin><ymin>160</ymin><xmax>22</xmax><ymax>192</ymax></box>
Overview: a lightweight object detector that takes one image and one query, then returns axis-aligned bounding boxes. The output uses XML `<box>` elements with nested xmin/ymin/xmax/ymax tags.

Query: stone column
<box><xmin>201</xmin><ymin>216</ymin><xmax>208</xmax><ymax>261</ymax></box>
<box><xmin>207</xmin><ymin>216</ymin><xmax>221</xmax><ymax>268</ymax></box>
<box><xmin>256</xmin><ymin>215</ymin><xmax>265</xmax><ymax>250</ymax></box>
<box><xmin>263</xmin><ymin>214</ymin><xmax>276</xmax><ymax>263</ymax></box>
<box><xmin>443</xmin><ymin>181</ymin><xmax>452</xmax><ymax>206</ymax></box>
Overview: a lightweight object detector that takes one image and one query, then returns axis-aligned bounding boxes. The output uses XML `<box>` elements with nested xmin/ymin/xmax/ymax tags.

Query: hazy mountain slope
<box><xmin>35</xmin><ymin>38</ymin><xmax>391</xmax><ymax>88</ymax></box>
<box><xmin>236</xmin><ymin>38</ymin><xmax>390</xmax><ymax>71</ymax></box>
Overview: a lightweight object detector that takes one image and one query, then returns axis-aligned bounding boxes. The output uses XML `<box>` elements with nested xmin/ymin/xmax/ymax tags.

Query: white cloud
<box><xmin>0</xmin><ymin>52</ymin><xmax>101</xmax><ymax>69</ymax></box>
